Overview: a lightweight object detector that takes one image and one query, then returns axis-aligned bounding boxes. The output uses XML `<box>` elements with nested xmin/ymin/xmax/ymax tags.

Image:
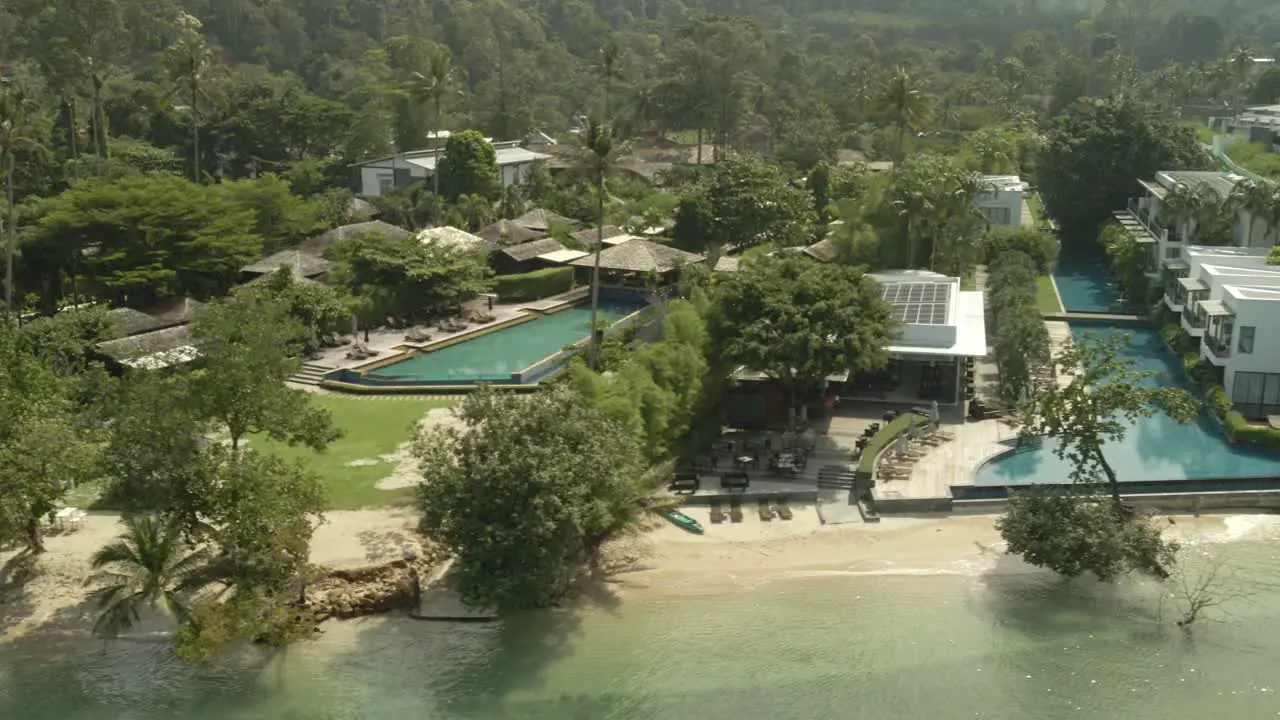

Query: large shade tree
<box><xmin>710</xmin><ymin>255</ymin><xmax>896</xmax><ymax>424</ymax></box>
<box><xmin>414</xmin><ymin>386</ymin><xmax>659</xmax><ymax>611</ymax></box>
<box><xmin>1038</xmin><ymin>96</ymin><xmax>1207</xmax><ymax>244</ymax></box>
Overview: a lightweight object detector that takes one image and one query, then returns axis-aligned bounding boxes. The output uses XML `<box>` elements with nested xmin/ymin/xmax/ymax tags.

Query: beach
<box><xmin>0</xmin><ymin>503</ymin><xmax>1242</xmax><ymax>642</ymax></box>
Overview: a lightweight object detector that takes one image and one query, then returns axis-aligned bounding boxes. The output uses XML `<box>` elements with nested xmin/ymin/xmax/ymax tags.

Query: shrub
<box><xmin>1223</xmin><ymin>411</ymin><xmax>1280</xmax><ymax>449</ymax></box>
<box><xmin>1204</xmin><ymin>385</ymin><xmax>1231</xmax><ymax>419</ymax></box>
<box><xmin>982</xmin><ymin>226</ymin><xmax>1060</xmax><ymax>274</ymax></box>
<box><xmin>493</xmin><ymin>267</ymin><xmax>574</xmax><ymax>301</ymax></box>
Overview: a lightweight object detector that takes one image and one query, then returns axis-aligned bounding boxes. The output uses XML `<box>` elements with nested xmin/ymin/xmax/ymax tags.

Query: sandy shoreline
<box><xmin>0</xmin><ymin>504</ymin><xmax>1264</xmax><ymax>641</ymax></box>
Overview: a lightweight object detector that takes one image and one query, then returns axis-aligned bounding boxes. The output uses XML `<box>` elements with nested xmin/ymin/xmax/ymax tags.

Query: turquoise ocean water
<box><xmin>5</xmin><ymin>518</ymin><xmax>1280</xmax><ymax>720</ymax></box>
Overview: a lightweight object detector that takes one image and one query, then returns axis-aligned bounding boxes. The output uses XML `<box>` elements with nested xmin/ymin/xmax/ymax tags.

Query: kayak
<box><xmin>661</xmin><ymin>509</ymin><xmax>705</xmax><ymax>535</ymax></box>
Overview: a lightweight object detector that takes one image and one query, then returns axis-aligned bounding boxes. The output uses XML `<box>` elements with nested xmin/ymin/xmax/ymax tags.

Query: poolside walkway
<box><xmin>873</xmin><ymin>416</ymin><xmax>1018</xmax><ymax>502</ymax></box>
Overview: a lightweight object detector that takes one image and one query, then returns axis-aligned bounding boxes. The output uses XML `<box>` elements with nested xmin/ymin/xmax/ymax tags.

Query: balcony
<box><xmin>1180</xmin><ymin>287</ymin><xmax>1207</xmax><ymax>335</ymax></box>
<box><xmin>1202</xmin><ymin>303</ymin><xmax>1235</xmax><ymax>365</ymax></box>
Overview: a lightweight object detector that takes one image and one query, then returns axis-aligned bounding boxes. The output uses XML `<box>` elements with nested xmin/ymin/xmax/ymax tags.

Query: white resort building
<box><xmin>975</xmin><ymin>175</ymin><xmax>1027</xmax><ymax>227</ymax></box>
<box><xmin>1118</xmin><ymin>170</ymin><xmax>1280</xmax><ymax>419</ymax></box>
<box><xmin>841</xmin><ymin>270</ymin><xmax>986</xmax><ymax>406</ymax></box>
<box><xmin>355</xmin><ymin>139</ymin><xmax>552</xmax><ymax>198</ymax></box>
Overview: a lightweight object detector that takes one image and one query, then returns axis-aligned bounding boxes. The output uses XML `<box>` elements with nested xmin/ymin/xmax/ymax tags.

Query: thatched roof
<box><xmin>96</xmin><ymin>325</ymin><xmax>197</xmax><ymax>369</ymax></box>
<box><xmin>417</xmin><ymin>226</ymin><xmax>492</xmax><ymax>253</ymax></box>
<box><xmin>713</xmin><ymin>256</ymin><xmax>742</xmax><ymax>272</ymax></box>
<box><xmin>301</xmin><ymin>221</ymin><xmax>413</xmax><ymax>253</ymax></box>
<box><xmin>570</xmin><ymin>239</ymin><xmax>704</xmax><ymax>273</ymax></box>
<box><xmin>477</xmin><ymin>219</ymin><xmax>547</xmax><ymax>247</ymax></box>
<box><xmin>105</xmin><ymin>307</ymin><xmax>165</xmax><ymax>336</ymax></box>
<box><xmin>512</xmin><ymin>208</ymin><xmax>581</xmax><ymax>232</ymax></box>
<box><xmin>241</xmin><ymin>249</ymin><xmax>334</xmax><ymax>278</ymax></box>
<box><xmin>500</xmin><ymin>237</ymin><xmax>567</xmax><ymax>262</ymax></box>
<box><xmin>569</xmin><ymin>224</ymin><xmax>627</xmax><ymax>248</ymax></box>
<box><xmin>802</xmin><ymin>239</ymin><xmax>840</xmax><ymax>263</ymax></box>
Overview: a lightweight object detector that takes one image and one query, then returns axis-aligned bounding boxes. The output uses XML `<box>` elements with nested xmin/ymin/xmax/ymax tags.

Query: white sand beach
<box><xmin>0</xmin><ymin>503</ymin><xmax>1250</xmax><ymax>642</ymax></box>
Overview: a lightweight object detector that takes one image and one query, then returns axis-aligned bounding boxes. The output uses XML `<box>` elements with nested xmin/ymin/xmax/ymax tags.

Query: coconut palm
<box><xmin>403</xmin><ymin>45</ymin><xmax>460</xmax><ymax>221</ymax></box>
<box><xmin>1228</xmin><ymin>179</ymin><xmax>1274</xmax><ymax>247</ymax></box>
<box><xmin>579</xmin><ymin>115</ymin><xmax>628</xmax><ymax>370</ymax></box>
<box><xmin>0</xmin><ymin>85</ymin><xmax>46</xmax><ymax>324</ymax></box>
<box><xmin>876</xmin><ymin>66</ymin><xmax>933</xmax><ymax>167</ymax></box>
<box><xmin>87</xmin><ymin>514</ymin><xmax>219</xmax><ymax>638</ymax></box>
<box><xmin>163</xmin><ymin>36</ymin><xmax>217</xmax><ymax>183</ymax></box>
<box><xmin>455</xmin><ymin>193</ymin><xmax>494</xmax><ymax>232</ymax></box>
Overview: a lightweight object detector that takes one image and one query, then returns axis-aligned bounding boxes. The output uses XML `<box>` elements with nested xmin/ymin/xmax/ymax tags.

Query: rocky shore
<box><xmin>304</xmin><ymin>555</ymin><xmax>435</xmax><ymax>622</ymax></box>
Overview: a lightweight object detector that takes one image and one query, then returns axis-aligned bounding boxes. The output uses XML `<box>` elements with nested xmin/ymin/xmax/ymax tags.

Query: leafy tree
<box><xmin>1228</xmin><ymin>178</ymin><xmax>1280</xmax><ymax>247</ymax></box>
<box><xmin>87</xmin><ymin>514</ymin><xmax>217</xmax><ymax>637</ymax></box>
<box><xmin>997</xmin><ymin>489</ymin><xmax>1179</xmax><ymax>580</ymax></box>
<box><xmin>415</xmin><ymin>386</ymin><xmax>656</xmax><ymax>611</ymax></box>
<box><xmin>1038</xmin><ymin>96</ymin><xmax>1207</xmax><ymax>243</ymax></box>
<box><xmin>234</xmin><ymin>267</ymin><xmax>350</xmax><ymax>343</ymax></box>
<box><xmin>328</xmin><ymin>231</ymin><xmax>492</xmax><ymax>322</ymax></box>
<box><xmin>438</xmin><ymin>129</ymin><xmax>500</xmax><ymax>202</ymax></box>
<box><xmin>672</xmin><ymin>156</ymin><xmax>814</xmax><ymax>253</ymax></box>
<box><xmin>0</xmin><ymin>323</ymin><xmax>99</xmax><ymax>554</ymax></box>
<box><xmin>1</xmin><ymin>83</ymin><xmax>45</xmax><ymax>322</ymax></box>
<box><xmin>710</xmin><ymin>255</ymin><xmax>896</xmax><ymax>424</ymax></box>
<box><xmin>1016</xmin><ymin>332</ymin><xmax>1197</xmax><ymax>506</ymax></box>
<box><xmin>983</xmin><ymin>226</ymin><xmax>1059</xmax><ymax>274</ymax></box>
<box><xmin>883</xmin><ymin>154</ymin><xmax>987</xmax><ymax>273</ymax></box>
<box><xmin>1099</xmin><ymin>222</ymin><xmax>1149</xmax><ymax>303</ymax></box>
<box><xmin>1162</xmin><ymin>181</ymin><xmax>1234</xmax><ymax>246</ymax></box>
<box><xmin>188</xmin><ymin>294</ymin><xmax>340</xmax><ymax>453</ymax></box>
<box><xmin>222</xmin><ymin>174</ymin><xmax>329</xmax><ymax>253</ymax></box>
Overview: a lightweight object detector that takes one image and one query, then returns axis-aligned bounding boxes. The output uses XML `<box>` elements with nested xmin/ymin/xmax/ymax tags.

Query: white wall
<box><xmin>1223</xmin><ymin>297</ymin><xmax>1280</xmax><ymax>399</ymax></box>
<box><xmin>975</xmin><ymin>188</ymin><xmax>1022</xmax><ymax>227</ymax></box>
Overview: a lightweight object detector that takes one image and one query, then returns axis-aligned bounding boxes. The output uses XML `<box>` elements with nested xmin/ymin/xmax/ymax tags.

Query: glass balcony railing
<box><xmin>1206</xmin><ymin>334</ymin><xmax>1233</xmax><ymax>358</ymax></box>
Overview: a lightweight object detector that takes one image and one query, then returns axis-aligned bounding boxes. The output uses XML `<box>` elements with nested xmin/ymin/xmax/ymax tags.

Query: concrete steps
<box><xmin>291</xmin><ymin>362</ymin><xmax>333</xmax><ymax>386</ymax></box>
<box><xmin>816</xmin><ymin>465</ymin><xmax>857</xmax><ymax>491</ymax></box>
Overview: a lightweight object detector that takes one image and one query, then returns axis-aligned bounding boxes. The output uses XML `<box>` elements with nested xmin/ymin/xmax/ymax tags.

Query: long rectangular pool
<box><xmin>366</xmin><ymin>302</ymin><xmax>641</xmax><ymax>382</ymax></box>
<box><xmin>1052</xmin><ymin>250</ymin><xmax>1123</xmax><ymax>313</ymax></box>
<box><xmin>974</xmin><ymin>322</ymin><xmax>1280</xmax><ymax>486</ymax></box>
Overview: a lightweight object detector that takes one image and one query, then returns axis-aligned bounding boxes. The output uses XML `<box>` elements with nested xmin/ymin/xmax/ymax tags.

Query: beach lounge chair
<box><xmin>775</xmin><ymin>496</ymin><xmax>794</xmax><ymax>521</ymax></box>
<box><xmin>758</xmin><ymin>498</ymin><xmax>773</xmax><ymax>521</ymax></box>
<box><xmin>710</xmin><ymin>499</ymin><xmax>725</xmax><ymax>524</ymax></box>
<box><xmin>404</xmin><ymin>327</ymin><xmax>433</xmax><ymax>343</ymax></box>
<box><xmin>729</xmin><ymin>498</ymin><xmax>744</xmax><ymax>523</ymax></box>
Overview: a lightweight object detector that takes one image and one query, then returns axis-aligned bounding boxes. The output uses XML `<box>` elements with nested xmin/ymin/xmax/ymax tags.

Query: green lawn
<box><xmin>1035</xmin><ymin>275</ymin><xmax>1062</xmax><ymax>314</ymax></box>
<box><xmin>252</xmin><ymin>395</ymin><xmax>456</xmax><ymax>509</ymax></box>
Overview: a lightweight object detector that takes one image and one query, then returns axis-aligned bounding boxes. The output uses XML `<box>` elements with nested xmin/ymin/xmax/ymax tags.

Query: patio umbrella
<box><xmin>930</xmin><ymin>400</ymin><xmax>940</xmax><ymax>428</ymax></box>
<box><xmin>894</xmin><ymin>432</ymin><xmax>908</xmax><ymax>457</ymax></box>
<box><xmin>907</xmin><ymin>416</ymin><xmax>919</xmax><ymax>439</ymax></box>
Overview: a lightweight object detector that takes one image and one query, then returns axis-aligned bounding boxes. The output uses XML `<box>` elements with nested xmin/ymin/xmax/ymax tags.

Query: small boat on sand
<box><xmin>660</xmin><ymin>509</ymin><xmax>705</xmax><ymax>534</ymax></box>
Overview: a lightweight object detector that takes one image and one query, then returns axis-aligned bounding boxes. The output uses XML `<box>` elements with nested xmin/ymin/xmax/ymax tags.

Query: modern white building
<box><xmin>975</xmin><ymin>175</ymin><xmax>1027</xmax><ymax>227</ymax></box>
<box><xmin>1117</xmin><ymin>169</ymin><xmax>1273</xmax><ymax>283</ymax></box>
<box><xmin>1209</xmin><ymin>105</ymin><xmax>1280</xmax><ymax>154</ymax></box>
<box><xmin>355</xmin><ymin>139</ymin><xmax>552</xmax><ymax>198</ymax></box>
<box><xmin>838</xmin><ymin>270</ymin><xmax>987</xmax><ymax>405</ymax></box>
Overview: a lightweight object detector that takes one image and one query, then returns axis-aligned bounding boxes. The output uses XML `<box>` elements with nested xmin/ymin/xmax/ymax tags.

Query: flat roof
<box><xmin>1226</xmin><ymin>285</ymin><xmax>1280</xmax><ymax>302</ymax></box>
<box><xmin>1157</xmin><ymin>171</ymin><xmax>1239</xmax><ymax>200</ymax></box>
<box><xmin>884</xmin><ymin>292</ymin><xmax>987</xmax><ymax>358</ymax></box>
<box><xmin>880</xmin><ymin>280</ymin><xmax>952</xmax><ymax>325</ymax></box>
<box><xmin>403</xmin><ymin>146</ymin><xmax>553</xmax><ymax>172</ymax></box>
<box><xmin>1138</xmin><ymin>179</ymin><xmax>1168</xmax><ymax>199</ymax></box>
<box><xmin>1178</xmin><ymin>277</ymin><xmax>1207</xmax><ymax>292</ymax></box>
<box><xmin>1200</xmin><ymin>299</ymin><xmax>1231</xmax><ymax>316</ymax></box>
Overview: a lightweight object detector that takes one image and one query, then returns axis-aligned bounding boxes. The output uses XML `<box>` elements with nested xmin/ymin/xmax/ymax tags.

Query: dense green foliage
<box><xmin>998</xmin><ymin>490</ymin><xmax>1179</xmax><ymax>581</ymax></box>
<box><xmin>414</xmin><ymin>386</ymin><xmax>657</xmax><ymax>611</ymax></box>
<box><xmin>711</xmin><ymin>254</ymin><xmax>895</xmax><ymax>418</ymax></box>
<box><xmin>493</xmin><ymin>266</ymin><xmax>574</xmax><ymax>301</ymax></box>
<box><xmin>988</xmin><ymin>251</ymin><xmax>1050</xmax><ymax>404</ymax></box>
<box><xmin>438</xmin><ymin>129</ymin><xmax>500</xmax><ymax>202</ymax></box>
<box><xmin>672</xmin><ymin>157</ymin><xmax>814</xmax><ymax>253</ymax></box>
<box><xmin>982</xmin><ymin>226</ymin><xmax>1059</xmax><ymax>275</ymax></box>
<box><xmin>1039</xmin><ymin>96</ymin><xmax>1208</xmax><ymax>243</ymax></box>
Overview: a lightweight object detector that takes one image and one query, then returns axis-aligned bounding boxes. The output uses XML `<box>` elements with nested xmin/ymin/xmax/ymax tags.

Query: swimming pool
<box><xmin>364</xmin><ymin>302</ymin><xmax>642</xmax><ymax>382</ymax></box>
<box><xmin>974</xmin><ymin>323</ymin><xmax>1280</xmax><ymax>486</ymax></box>
<box><xmin>1052</xmin><ymin>249</ymin><xmax>1123</xmax><ymax>313</ymax></box>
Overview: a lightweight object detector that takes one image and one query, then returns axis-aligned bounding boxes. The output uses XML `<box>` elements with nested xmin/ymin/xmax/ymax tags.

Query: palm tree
<box><xmin>0</xmin><ymin>85</ymin><xmax>45</xmax><ymax>324</ymax></box>
<box><xmin>403</xmin><ymin>45</ymin><xmax>459</xmax><ymax>222</ymax></box>
<box><xmin>455</xmin><ymin>193</ymin><xmax>494</xmax><ymax>232</ymax></box>
<box><xmin>587</xmin><ymin>40</ymin><xmax>624</xmax><ymax>371</ymax></box>
<box><xmin>163</xmin><ymin>36</ymin><xmax>216</xmax><ymax>183</ymax></box>
<box><xmin>1228</xmin><ymin>179</ymin><xmax>1274</xmax><ymax>247</ymax></box>
<box><xmin>1160</xmin><ymin>182</ymin><xmax>1200</xmax><ymax>242</ymax></box>
<box><xmin>877</xmin><ymin>66</ymin><xmax>933</xmax><ymax>168</ymax></box>
<box><xmin>87</xmin><ymin>515</ymin><xmax>218</xmax><ymax>638</ymax></box>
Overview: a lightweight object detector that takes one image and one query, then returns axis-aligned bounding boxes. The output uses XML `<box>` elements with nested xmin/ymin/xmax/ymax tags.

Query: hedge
<box><xmin>1225</xmin><ymin>411</ymin><xmax>1280</xmax><ymax>450</ymax></box>
<box><xmin>494</xmin><ymin>266</ymin><xmax>574</xmax><ymax>301</ymax></box>
<box><xmin>858</xmin><ymin>411</ymin><xmax>930</xmax><ymax>475</ymax></box>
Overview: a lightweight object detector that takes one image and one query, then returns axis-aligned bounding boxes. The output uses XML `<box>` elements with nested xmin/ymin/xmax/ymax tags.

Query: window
<box><xmin>983</xmin><ymin>207</ymin><xmax>1011</xmax><ymax>225</ymax></box>
<box><xmin>1232</xmin><ymin>371</ymin><xmax>1280</xmax><ymax>419</ymax></box>
<box><xmin>377</xmin><ymin>175</ymin><xmax>395</xmax><ymax>195</ymax></box>
<box><xmin>1238</xmin><ymin>326</ymin><xmax>1256</xmax><ymax>354</ymax></box>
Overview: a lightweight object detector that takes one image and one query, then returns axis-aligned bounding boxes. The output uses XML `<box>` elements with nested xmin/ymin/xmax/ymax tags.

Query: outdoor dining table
<box><xmin>54</xmin><ymin>507</ymin><xmax>85</xmax><ymax>531</ymax></box>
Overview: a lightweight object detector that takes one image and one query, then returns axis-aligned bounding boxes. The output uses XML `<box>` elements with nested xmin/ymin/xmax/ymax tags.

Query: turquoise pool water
<box><xmin>974</xmin><ymin>324</ymin><xmax>1280</xmax><ymax>486</ymax></box>
<box><xmin>368</xmin><ymin>303</ymin><xmax>640</xmax><ymax>382</ymax></box>
<box><xmin>1052</xmin><ymin>251</ymin><xmax>1123</xmax><ymax>313</ymax></box>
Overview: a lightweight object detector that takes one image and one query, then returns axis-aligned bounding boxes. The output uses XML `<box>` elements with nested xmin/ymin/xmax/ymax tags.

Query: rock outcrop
<box><xmin>303</xmin><ymin>556</ymin><xmax>434</xmax><ymax>622</ymax></box>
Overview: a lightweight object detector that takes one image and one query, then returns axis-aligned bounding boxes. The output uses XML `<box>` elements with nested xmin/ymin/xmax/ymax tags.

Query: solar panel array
<box><xmin>881</xmin><ymin>282</ymin><xmax>950</xmax><ymax>325</ymax></box>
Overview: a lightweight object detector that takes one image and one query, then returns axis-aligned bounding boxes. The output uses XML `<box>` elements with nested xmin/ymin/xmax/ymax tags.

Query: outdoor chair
<box><xmin>710</xmin><ymin>500</ymin><xmax>725</xmax><ymax>524</ymax></box>
<box><xmin>775</xmin><ymin>496</ymin><xmax>794</xmax><ymax>521</ymax></box>
<box><xmin>758</xmin><ymin>498</ymin><xmax>773</xmax><ymax>521</ymax></box>
<box><xmin>729</xmin><ymin>498</ymin><xmax>744</xmax><ymax>523</ymax></box>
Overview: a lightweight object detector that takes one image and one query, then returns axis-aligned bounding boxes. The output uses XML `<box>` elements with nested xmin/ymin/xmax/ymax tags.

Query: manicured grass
<box><xmin>1035</xmin><ymin>275</ymin><xmax>1062</xmax><ymax>314</ymax></box>
<box><xmin>961</xmin><ymin>269</ymin><xmax>977</xmax><ymax>291</ymax></box>
<box><xmin>857</xmin><ymin>411</ymin><xmax>929</xmax><ymax>475</ymax></box>
<box><xmin>1224</xmin><ymin>140</ymin><xmax>1280</xmax><ymax>181</ymax></box>
<box><xmin>253</xmin><ymin>395</ymin><xmax>456</xmax><ymax>509</ymax></box>
<box><xmin>1182</xmin><ymin>121</ymin><xmax>1214</xmax><ymax>145</ymax></box>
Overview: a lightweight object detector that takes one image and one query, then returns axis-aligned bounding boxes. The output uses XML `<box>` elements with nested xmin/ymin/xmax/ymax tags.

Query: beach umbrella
<box><xmin>930</xmin><ymin>400</ymin><xmax>940</xmax><ymax>427</ymax></box>
<box><xmin>894</xmin><ymin>432</ymin><xmax>907</xmax><ymax>457</ymax></box>
<box><xmin>907</xmin><ymin>416</ymin><xmax>919</xmax><ymax>439</ymax></box>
